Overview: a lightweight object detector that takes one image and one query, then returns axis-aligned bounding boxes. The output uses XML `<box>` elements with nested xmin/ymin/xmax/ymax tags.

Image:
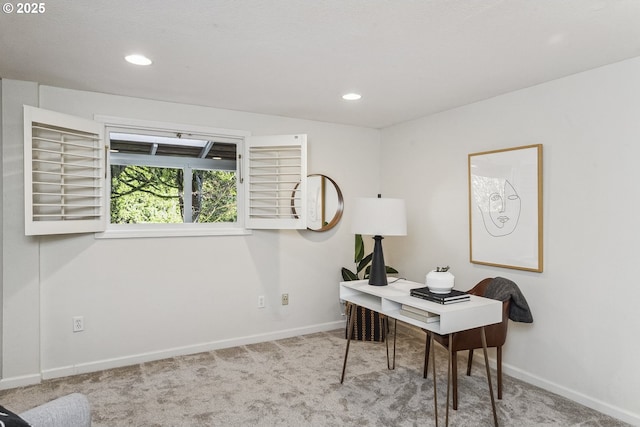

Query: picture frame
<box><xmin>468</xmin><ymin>144</ymin><xmax>543</xmax><ymax>272</ymax></box>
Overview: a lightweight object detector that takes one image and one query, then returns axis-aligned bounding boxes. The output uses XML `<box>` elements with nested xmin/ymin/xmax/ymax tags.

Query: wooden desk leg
<box><xmin>384</xmin><ymin>317</ymin><xmax>390</xmax><ymax>369</ymax></box>
<box><xmin>392</xmin><ymin>318</ymin><xmax>397</xmax><ymax>369</ymax></box>
<box><xmin>481</xmin><ymin>326</ymin><xmax>499</xmax><ymax>427</ymax></box>
<box><xmin>385</xmin><ymin>317</ymin><xmax>397</xmax><ymax>370</ymax></box>
<box><xmin>385</xmin><ymin>317</ymin><xmax>390</xmax><ymax>369</ymax></box>
<box><xmin>446</xmin><ymin>333</ymin><xmax>452</xmax><ymax>427</ymax></box>
<box><xmin>340</xmin><ymin>303</ymin><xmax>356</xmax><ymax>384</ymax></box>
<box><xmin>431</xmin><ymin>332</ymin><xmax>438</xmax><ymax>427</ymax></box>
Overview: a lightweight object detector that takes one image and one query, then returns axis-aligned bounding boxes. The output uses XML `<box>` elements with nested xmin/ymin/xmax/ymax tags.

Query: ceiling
<box><xmin>1</xmin><ymin>0</ymin><xmax>640</xmax><ymax>129</ymax></box>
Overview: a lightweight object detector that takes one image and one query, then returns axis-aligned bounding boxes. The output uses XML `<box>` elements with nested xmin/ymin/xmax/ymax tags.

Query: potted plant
<box><xmin>341</xmin><ymin>234</ymin><xmax>399</xmax><ymax>281</ymax></box>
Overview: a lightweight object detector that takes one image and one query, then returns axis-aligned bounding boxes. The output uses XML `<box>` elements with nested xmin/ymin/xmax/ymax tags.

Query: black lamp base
<box><xmin>368</xmin><ymin>235</ymin><xmax>387</xmax><ymax>286</ymax></box>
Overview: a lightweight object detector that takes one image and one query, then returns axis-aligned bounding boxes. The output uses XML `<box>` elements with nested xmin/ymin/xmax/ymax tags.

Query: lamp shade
<box><xmin>351</xmin><ymin>197</ymin><xmax>407</xmax><ymax>236</ymax></box>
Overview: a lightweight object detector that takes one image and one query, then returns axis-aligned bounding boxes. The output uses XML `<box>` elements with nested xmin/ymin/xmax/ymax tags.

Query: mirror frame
<box><xmin>292</xmin><ymin>174</ymin><xmax>344</xmax><ymax>232</ymax></box>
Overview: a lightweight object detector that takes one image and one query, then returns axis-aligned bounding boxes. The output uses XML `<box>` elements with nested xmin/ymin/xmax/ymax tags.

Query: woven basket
<box><xmin>344</xmin><ymin>304</ymin><xmax>386</xmax><ymax>342</ymax></box>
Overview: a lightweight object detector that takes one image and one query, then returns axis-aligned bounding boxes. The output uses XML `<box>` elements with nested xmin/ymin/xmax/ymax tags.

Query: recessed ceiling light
<box><xmin>125</xmin><ymin>54</ymin><xmax>152</xmax><ymax>66</ymax></box>
<box><xmin>342</xmin><ymin>93</ymin><xmax>362</xmax><ymax>101</ymax></box>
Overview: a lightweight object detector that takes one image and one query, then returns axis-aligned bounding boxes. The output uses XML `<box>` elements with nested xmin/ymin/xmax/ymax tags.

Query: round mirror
<box><xmin>293</xmin><ymin>174</ymin><xmax>344</xmax><ymax>232</ymax></box>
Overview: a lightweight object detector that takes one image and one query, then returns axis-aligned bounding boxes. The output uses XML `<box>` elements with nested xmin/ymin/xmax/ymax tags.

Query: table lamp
<box><xmin>351</xmin><ymin>195</ymin><xmax>407</xmax><ymax>286</ymax></box>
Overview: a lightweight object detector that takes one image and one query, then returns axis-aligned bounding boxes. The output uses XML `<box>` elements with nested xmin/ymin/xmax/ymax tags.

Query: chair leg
<box><xmin>452</xmin><ymin>350</ymin><xmax>459</xmax><ymax>410</ymax></box>
<box><xmin>497</xmin><ymin>346</ymin><xmax>503</xmax><ymax>400</ymax></box>
<box><xmin>467</xmin><ymin>347</ymin><xmax>504</xmax><ymax>400</ymax></box>
<box><xmin>423</xmin><ymin>331</ymin><xmax>431</xmax><ymax>379</ymax></box>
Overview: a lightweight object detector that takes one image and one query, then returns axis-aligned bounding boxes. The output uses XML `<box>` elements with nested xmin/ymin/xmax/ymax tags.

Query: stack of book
<box><xmin>409</xmin><ymin>287</ymin><xmax>470</xmax><ymax>304</ymax></box>
<box><xmin>399</xmin><ymin>305</ymin><xmax>440</xmax><ymax>323</ymax></box>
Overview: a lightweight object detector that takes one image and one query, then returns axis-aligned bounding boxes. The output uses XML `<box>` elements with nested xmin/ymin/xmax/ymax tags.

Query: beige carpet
<box><xmin>0</xmin><ymin>327</ymin><xmax>630</xmax><ymax>426</ymax></box>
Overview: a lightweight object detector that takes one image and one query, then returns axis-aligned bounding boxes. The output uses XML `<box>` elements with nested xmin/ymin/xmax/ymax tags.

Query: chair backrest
<box><xmin>492</xmin><ymin>299</ymin><xmax>510</xmax><ymax>346</ymax></box>
<box><xmin>466</xmin><ymin>278</ymin><xmax>510</xmax><ymax>348</ymax></box>
<box><xmin>467</xmin><ymin>277</ymin><xmax>493</xmax><ymax>296</ymax></box>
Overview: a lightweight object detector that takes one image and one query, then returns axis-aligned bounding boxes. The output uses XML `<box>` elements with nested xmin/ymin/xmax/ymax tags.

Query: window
<box><xmin>108</xmin><ymin>130</ymin><xmax>241</xmax><ymax>227</ymax></box>
<box><xmin>24</xmin><ymin>107</ymin><xmax>307</xmax><ymax>237</ymax></box>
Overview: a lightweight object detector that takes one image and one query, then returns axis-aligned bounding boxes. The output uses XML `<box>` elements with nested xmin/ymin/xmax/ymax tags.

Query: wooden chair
<box><xmin>422</xmin><ymin>278</ymin><xmax>511</xmax><ymax>410</ymax></box>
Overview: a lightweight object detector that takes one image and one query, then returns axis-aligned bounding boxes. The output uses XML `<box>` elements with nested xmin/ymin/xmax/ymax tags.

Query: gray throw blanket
<box><xmin>484</xmin><ymin>277</ymin><xmax>533</xmax><ymax>323</ymax></box>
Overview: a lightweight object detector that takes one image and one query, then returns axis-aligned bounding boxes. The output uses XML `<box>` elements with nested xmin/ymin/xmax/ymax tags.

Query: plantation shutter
<box><xmin>245</xmin><ymin>134</ymin><xmax>307</xmax><ymax>229</ymax></box>
<box><xmin>24</xmin><ymin>106</ymin><xmax>106</xmax><ymax>235</ymax></box>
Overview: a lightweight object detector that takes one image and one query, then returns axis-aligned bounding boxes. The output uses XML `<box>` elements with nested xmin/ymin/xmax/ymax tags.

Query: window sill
<box><xmin>95</xmin><ymin>224</ymin><xmax>252</xmax><ymax>239</ymax></box>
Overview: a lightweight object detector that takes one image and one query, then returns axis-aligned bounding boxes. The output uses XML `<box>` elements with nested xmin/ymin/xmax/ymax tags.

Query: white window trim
<box><xmin>96</xmin><ymin>223</ymin><xmax>252</xmax><ymax>239</ymax></box>
<box><xmin>95</xmin><ymin>115</ymin><xmax>250</xmax><ymax>144</ymax></box>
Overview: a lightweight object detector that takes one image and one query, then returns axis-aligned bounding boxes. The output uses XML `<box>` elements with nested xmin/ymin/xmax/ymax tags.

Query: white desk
<box><xmin>339</xmin><ymin>279</ymin><xmax>502</xmax><ymax>426</ymax></box>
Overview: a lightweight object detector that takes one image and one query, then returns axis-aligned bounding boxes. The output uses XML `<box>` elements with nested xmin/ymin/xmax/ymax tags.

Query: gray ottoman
<box><xmin>19</xmin><ymin>393</ymin><xmax>91</xmax><ymax>427</ymax></box>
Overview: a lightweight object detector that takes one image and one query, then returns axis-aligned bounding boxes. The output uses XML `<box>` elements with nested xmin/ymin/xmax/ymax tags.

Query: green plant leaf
<box><xmin>341</xmin><ymin>268</ymin><xmax>359</xmax><ymax>281</ymax></box>
<box><xmin>363</xmin><ymin>265</ymin><xmax>398</xmax><ymax>279</ymax></box>
<box><xmin>354</xmin><ymin>234</ymin><xmax>365</xmax><ymax>263</ymax></box>
<box><xmin>357</xmin><ymin>253</ymin><xmax>373</xmax><ymax>274</ymax></box>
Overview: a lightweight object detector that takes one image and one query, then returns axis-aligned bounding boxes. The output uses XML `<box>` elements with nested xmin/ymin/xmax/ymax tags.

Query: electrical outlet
<box><xmin>258</xmin><ymin>295</ymin><xmax>265</xmax><ymax>308</ymax></box>
<box><xmin>281</xmin><ymin>293</ymin><xmax>289</xmax><ymax>305</ymax></box>
<box><xmin>73</xmin><ymin>316</ymin><xmax>84</xmax><ymax>332</ymax></box>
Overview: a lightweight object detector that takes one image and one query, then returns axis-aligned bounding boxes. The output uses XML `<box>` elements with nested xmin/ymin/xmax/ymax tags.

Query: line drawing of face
<box><xmin>478</xmin><ymin>179</ymin><xmax>521</xmax><ymax>237</ymax></box>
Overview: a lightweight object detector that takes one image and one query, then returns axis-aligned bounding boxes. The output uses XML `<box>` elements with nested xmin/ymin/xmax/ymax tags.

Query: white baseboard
<box><xmin>0</xmin><ymin>373</ymin><xmax>42</xmax><ymax>390</ymax></box>
<box><xmin>39</xmin><ymin>320</ymin><xmax>344</xmax><ymax>380</ymax></box>
<box><xmin>502</xmin><ymin>363</ymin><xmax>640</xmax><ymax>426</ymax></box>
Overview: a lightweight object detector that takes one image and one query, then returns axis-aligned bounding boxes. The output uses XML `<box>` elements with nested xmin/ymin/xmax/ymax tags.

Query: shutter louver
<box><xmin>24</xmin><ymin>106</ymin><xmax>106</xmax><ymax>235</ymax></box>
<box><xmin>245</xmin><ymin>134</ymin><xmax>307</xmax><ymax>229</ymax></box>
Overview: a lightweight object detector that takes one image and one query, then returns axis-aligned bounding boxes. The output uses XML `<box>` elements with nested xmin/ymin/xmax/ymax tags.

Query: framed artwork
<box><xmin>468</xmin><ymin>144</ymin><xmax>543</xmax><ymax>272</ymax></box>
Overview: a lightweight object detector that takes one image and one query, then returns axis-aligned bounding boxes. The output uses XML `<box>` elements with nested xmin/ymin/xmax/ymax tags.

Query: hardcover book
<box><xmin>399</xmin><ymin>308</ymin><xmax>440</xmax><ymax>323</ymax></box>
<box><xmin>400</xmin><ymin>304</ymin><xmax>439</xmax><ymax>317</ymax></box>
<box><xmin>410</xmin><ymin>287</ymin><xmax>470</xmax><ymax>304</ymax></box>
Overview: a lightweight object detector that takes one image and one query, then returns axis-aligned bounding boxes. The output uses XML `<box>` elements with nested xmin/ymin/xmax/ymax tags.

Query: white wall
<box><xmin>380</xmin><ymin>57</ymin><xmax>640</xmax><ymax>425</ymax></box>
<box><xmin>1</xmin><ymin>81</ymin><xmax>381</xmax><ymax>383</ymax></box>
<box><xmin>1</xmin><ymin>80</ymin><xmax>41</xmax><ymax>382</ymax></box>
